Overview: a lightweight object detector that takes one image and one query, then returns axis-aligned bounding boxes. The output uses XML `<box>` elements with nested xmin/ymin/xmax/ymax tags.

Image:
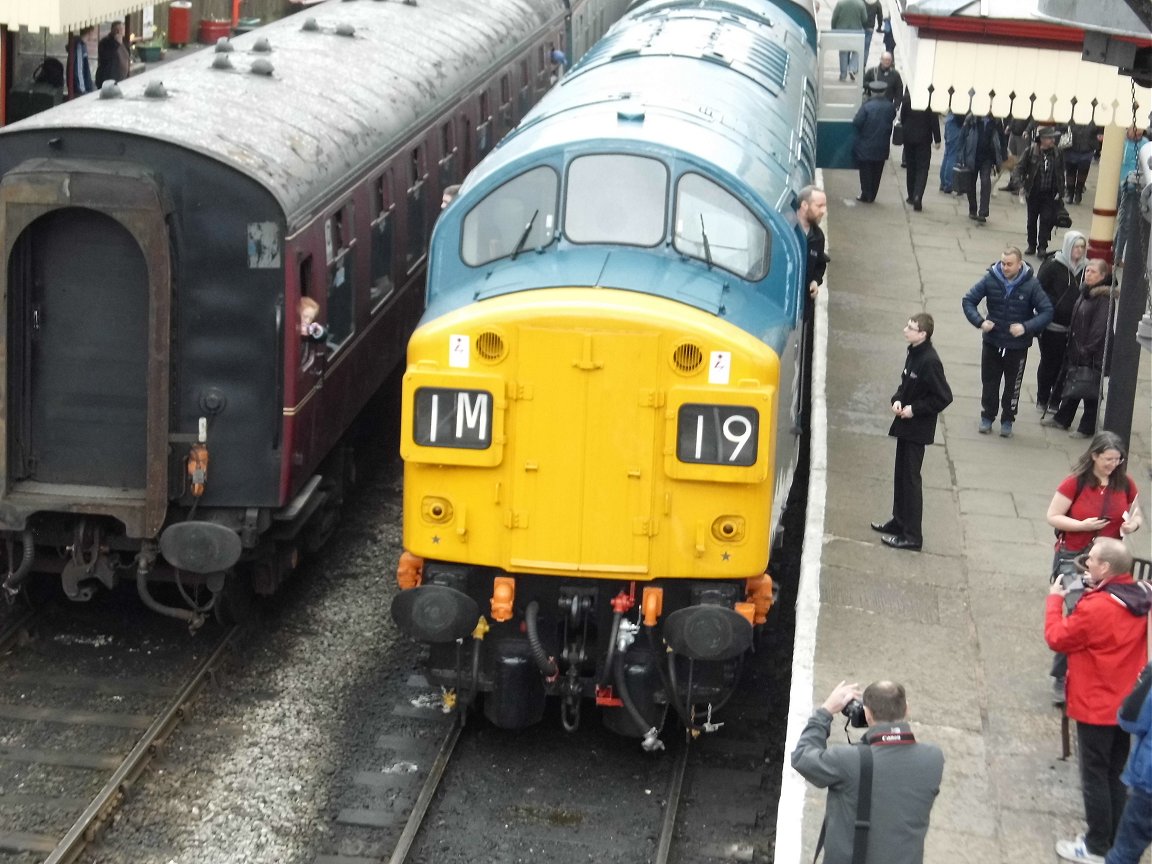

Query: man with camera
<box><xmin>791</xmin><ymin>680</ymin><xmax>944</xmax><ymax>864</ymax></box>
<box><xmin>1045</xmin><ymin>537</ymin><xmax>1151</xmax><ymax>863</ymax></box>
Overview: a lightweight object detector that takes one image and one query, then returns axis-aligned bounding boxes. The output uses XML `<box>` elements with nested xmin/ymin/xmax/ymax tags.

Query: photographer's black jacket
<box><xmin>889</xmin><ymin>340</ymin><xmax>953</xmax><ymax>445</ymax></box>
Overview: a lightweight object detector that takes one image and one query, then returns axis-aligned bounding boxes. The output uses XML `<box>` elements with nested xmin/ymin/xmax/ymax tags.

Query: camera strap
<box><xmin>811</xmin><ymin>743</ymin><xmax>877</xmax><ymax>864</ymax></box>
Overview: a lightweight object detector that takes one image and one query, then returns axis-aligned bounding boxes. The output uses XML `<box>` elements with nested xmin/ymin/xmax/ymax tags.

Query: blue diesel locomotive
<box><xmin>392</xmin><ymin>0</ymin><xmax>822</xmax><ymax>740</ymax></box>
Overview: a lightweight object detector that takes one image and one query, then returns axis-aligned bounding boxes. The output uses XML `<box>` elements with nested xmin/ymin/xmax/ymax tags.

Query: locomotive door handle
<box><xmin>31</xmin><ymin>306</ymin><xmax>41</xmax><ymax>332</ymax></box>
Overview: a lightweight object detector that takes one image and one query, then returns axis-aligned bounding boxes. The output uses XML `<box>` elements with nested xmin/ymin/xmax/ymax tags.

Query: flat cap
<box><xmin>1037</xmin><ymin>126</ymin><xmax>1060</xmax><ymax>138</ymax></box>
<box><xmin>867</xmin><ymin>80</ymin><xmax>889</xmax><ymax>93</ymax></box>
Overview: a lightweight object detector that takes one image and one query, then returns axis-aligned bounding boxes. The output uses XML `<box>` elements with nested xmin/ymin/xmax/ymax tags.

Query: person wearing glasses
<box><xmin>870</xmin><ymin>313</ymin><xmax>952</xmax><ymax>552</ymax></box>
<box><xmin>1046</xmin><ymin>537</ymin><xmax>1150</xmax><ymax>864</ymax></box>
<box><xmin>1045</xmin><ymin>431</ymin><xmax>1142</xmax><ymax>706</ymax></box>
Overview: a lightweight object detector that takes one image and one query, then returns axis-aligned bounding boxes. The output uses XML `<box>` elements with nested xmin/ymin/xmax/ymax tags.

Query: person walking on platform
<box><xmin>1107</xmin><ymin>662</ymin><xmax>1152</xmax><ymax>864</ymax></box>
<box><xmin>870</xmin><ymin>313</ymin><xmax>952</xmax><ymax>552</ymax></box>
<box><xmin>1013</xmin><ymin>125</ymin><xmax>1065</xmax><ymax>257</ymax></box>
<box><xmin>791</xmin><ymin>680</ymin><xmax>944</xmax><ymax>864</ymax></box>
<box><xmin>1035</xmin><ymin>231</ymin><xmax>1087</xmax><ymax>414</ymax></box>
<box><xmin>957</xmin><ymin>112</ymin><xmax>1004</xmax><ymax>224</ymax></box>
<box><xmin>1046</xmin><ymin>538</ymin><xmax>1151</xmax><ymax>864</ymax></box>
<box><xmin>852</xmin><ymin>80</ymin><xmax>898</xmax><ymax>203</ymax></box>
<box><xmin>938</xmin><ymin>111</ymin><xmax>964</xmax><ymax>193</ymax></box>
<box><xmin>1041</xmin><ymin>259</ymin><xmax>1116</xmax><ymax>438</ymax></box>
<box><xmin>1064</xmin><ymin>122</ymin><xmax>1102</xmax><ymax>206</ymax></box>
<box><xmin>831</xmin><ymin>0</ymin><xmax>870</xmax><ymax>82</ymax></box>
<box><xmin>862</xmin><ymin>52</ymin><xmax>902</xmax><ymax>103</ymax></box>
<box><xmin>961</xmin><ymin>246</ymin><xmax>1052</xmax><ymax>438</ymax></box>
<box><xmin>900</xmin><ymin>96</ymin><xmax>940</xmax><ymax>211</ymax></box>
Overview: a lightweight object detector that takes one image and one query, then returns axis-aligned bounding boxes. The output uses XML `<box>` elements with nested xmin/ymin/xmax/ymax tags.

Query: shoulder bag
<box><xmin>812</xmin><ymin>743</ymin><xmax>873</xmax><ymax>864</ymax></box>
<box><xmin>1061</xmin><ymin>364</ymin><xmax>1100</xmax><ymax>401</ymax></box>
<box><xmin>891</xmin><ymin>122</ymin><xmax>904</xmax><ymax>146</ymax></box>
<box><xmin>952</xmin><ymin>164</ymin><xmax>973</xmax><ymax>195</ymax></box>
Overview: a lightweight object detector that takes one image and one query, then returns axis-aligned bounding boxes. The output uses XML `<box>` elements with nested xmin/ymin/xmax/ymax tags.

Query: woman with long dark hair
<box><xmin>1044</xmin><ymin>431</ymin><xmax>1142</xmax><ymax>704</ymax></box>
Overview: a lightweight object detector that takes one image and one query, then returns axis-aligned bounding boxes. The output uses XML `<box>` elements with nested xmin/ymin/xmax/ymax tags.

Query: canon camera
<box><xmin>842</xmin><ymin>698</ymin><xmax>868</xmax><ymax>728</ymax></box>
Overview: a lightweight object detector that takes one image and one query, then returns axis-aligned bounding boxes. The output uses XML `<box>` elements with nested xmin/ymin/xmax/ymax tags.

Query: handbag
<box><xmin>1055</xmin><ymin>204</ymin><xmax>1073</xmax><ymax>228</ymax></box>
<box><xmin>952</xmin><ymin>165</ymin><xmax>973</xmax><ymax>195</ymax></box>
<box><xmin>1061</xmin><ymin>364</ymin><xmax>1100</xmax><ymax>400</ymax></box>
<box><xmin>891</xmin><ymin>123</ymin><xmax>904</xmax><ymax>146</ymax></box>
<box><xmin>1059</xmin><ymin>128</ymin><xmax>1073</xmax><ymax>149</ymax></box>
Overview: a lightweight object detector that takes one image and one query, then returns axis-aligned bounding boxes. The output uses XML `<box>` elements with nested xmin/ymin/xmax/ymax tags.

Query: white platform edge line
<box><xmin>773</xmin><ymin>167</ymin><xmax>829</xmax><ymax>864</ymax></box>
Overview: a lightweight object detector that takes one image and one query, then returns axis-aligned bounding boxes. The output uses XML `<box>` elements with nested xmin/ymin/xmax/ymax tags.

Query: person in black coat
<box><xmin>796</xmin><ymin>185</ymin><xmax>828</xmax><ymax>432</ymax></box>
<box><xmin>871</xmin><ymin>313</ymin><xmax>953</xmax><ymax>552</ymax></box>
<box><xmin>852</xmin><ymin>80</ymin><xmax>898</xmax><ymax>202</ymax></box>
<box><xmin>900</xmin><ymin>94</ymin><xmax>940</xmax><ymax>211</ymax></box>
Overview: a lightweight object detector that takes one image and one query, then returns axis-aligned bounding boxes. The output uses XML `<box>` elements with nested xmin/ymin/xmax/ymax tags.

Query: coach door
<box><xmin>508</xmin><ymin>328</ymin><xmax>658</xmax><ymax>575</ymax></box>
<box><xmin>13</xmin><ymin>209</ymin><xmax>149</xmax><ymax>488</ymax></box>
<box><xmin>0</xmin><ymin>164</ymin><xmax>172</xmax><ymax>537</ymax></box>
<box><xmin>816</xmin><ymin>30</ymin><xmax>866</xmax><ymax>169</ymax></box>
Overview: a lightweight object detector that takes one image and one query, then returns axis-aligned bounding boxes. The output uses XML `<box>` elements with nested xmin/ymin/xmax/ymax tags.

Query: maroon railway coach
<box><xmin>0</xmin><ymin>0</ymin><xmax>623</xmax><ymax>626</ymax></box>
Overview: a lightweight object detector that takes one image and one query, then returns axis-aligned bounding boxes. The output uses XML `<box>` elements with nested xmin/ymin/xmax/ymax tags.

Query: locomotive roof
<box><xmin>1</xmin><ymin>0</ymin><xmax>563</xmax><ymax>225</ymax></box>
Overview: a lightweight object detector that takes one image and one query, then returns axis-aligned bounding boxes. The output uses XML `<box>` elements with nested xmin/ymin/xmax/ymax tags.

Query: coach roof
<box><xmin>0</xmin><ymin>0</ymin><xmax>563</xmax><ymax>224</ymax></box>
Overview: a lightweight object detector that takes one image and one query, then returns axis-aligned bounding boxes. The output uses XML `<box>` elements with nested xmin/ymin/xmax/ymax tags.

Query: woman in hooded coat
<box><xmin>1035</xmin><ymin>230</ymin><xmax>1087</xmax><ymax>413</ymax></box>
<box><xmin>1041</xmin><ymin>258</ymin><xmax>1117</xmax><ymax>437</ymax></box>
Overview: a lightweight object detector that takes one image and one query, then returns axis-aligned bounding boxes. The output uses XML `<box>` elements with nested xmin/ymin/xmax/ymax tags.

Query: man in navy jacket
<box><xmin>961</xmin><ymin>246</ymin><xmax>1052</xmax><ymax>438</ymax></box>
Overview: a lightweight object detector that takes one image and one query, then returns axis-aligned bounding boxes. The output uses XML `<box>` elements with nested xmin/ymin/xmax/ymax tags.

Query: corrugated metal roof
<box><xmin>0</xmin><ymin>0</ymin><xmax>166</xmax><ymax>32</ymax></box>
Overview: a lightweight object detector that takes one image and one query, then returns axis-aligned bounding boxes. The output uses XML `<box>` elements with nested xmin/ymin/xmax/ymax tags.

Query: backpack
<box><xmin>33</xmin><ymin>57</ymin><xmax>64</xmax><ymax>89</ymax></box>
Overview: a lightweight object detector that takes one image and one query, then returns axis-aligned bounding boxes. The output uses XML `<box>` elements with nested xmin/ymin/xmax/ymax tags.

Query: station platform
<box><xmin>776</xmin><ymin>158</ymin><xmax>1152</xmax><ymax>864</ymax></box>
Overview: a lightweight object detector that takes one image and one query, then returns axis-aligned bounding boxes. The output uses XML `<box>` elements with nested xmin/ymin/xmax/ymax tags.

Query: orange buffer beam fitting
<box><xmin>491</xmin><ymin>576</ymin><xmax>515</xmax><ymax>622</ymax></box>
<box><xmin>745</xmin><ymin>574</ymin><xmax>774</xmax><ymax>625</ymax></box>
<box><xmin>642</xmin><ymin>587</ymin><xmax>663</xmax><ymax>627</ymax></box>
<box><xmin>397</xmin><ymin>551</ymin><xmax>423</xmax><ymax>590</ymax></box>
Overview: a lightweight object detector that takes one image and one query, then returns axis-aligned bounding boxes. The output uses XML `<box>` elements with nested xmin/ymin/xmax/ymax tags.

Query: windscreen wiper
<box><xmin>700</xmin><ymin>215</ymin><xmax>713</xmax><ymax>268</ymax></box>
<box><xmin>510</xmin><ymin>209</ymin><xmax>539</xmax><ymax>261</ymax></box>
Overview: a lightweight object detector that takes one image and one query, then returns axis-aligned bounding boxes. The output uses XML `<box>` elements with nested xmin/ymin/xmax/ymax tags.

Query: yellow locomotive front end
<box><xmin>401</xmin><ymin>288</ymin><xmax>779</xmax><ymax>583</ymax></box>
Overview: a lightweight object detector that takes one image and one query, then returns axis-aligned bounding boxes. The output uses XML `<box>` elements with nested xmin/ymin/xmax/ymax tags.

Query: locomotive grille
<box><xmin>475</xmin><ymin>331</ymin><xmax>507</xmax><ymax>362</ymax></box>
<box><xmin>671</xmin><ymin>342</ymin><xmax>704</xmax><ymax>374</ymax></box>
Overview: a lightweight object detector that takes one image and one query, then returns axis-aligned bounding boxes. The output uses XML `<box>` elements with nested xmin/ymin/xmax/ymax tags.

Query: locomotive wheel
<box><xmin>214</xmin><ymin>567</ymin><xmax>257</xmax><ymax>626</ymax></box>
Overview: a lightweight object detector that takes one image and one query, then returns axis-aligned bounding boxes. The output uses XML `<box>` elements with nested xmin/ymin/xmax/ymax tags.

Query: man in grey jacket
<box><xmin>791</xmin><ymin>680</ymin><xmax>944</xmax><ymax>864</ymax></box>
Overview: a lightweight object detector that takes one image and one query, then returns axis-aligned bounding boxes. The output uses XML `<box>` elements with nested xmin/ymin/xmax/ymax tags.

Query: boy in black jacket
<box><xmin>871</xmin><ymin>313</ymin><xmax>953</xmax><ymax>551</ymax></box>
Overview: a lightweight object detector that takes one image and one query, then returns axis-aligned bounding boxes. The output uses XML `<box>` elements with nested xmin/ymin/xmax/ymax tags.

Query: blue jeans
<box><xmin>863</xmin><ymin>29</ymin><xmax>874</xmax><ymax>68</ymax></box>
<box><xmin>838</xmin><ymin>50</ymin><xmax>859</xmax><ymax>79</ymax></box>
<box><xmin>1105</xmin><ymin>786</ymin><xmax>1152</xmax><ymax>864</ymax></box>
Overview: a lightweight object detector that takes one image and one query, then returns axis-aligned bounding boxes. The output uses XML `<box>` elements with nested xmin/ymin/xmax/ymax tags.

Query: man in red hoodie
<box><xmin>1046</xmin><ymin>537</ymin><xmax>1152</xmax><ymax>863</ymax></box>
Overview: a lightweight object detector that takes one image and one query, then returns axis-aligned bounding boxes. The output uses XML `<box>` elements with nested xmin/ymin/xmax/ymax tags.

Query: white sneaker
<box><xmin>1055</xmin><ymin>835</ymin><xmax>1105</xmax><ymax>863</ymax></box>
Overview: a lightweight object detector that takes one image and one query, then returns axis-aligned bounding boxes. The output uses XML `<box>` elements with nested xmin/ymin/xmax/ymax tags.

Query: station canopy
<box><xmin>0</xmin><ymin>0</ymin><xmax>167</xmax><ymax>32</ymax></box>
<box><xmin>901</xmin><ymin>0</ymin><xmax>1151</xmax><ymax>125</ymax></box>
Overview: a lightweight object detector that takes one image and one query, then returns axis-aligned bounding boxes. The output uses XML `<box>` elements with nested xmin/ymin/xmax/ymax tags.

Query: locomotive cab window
<box><xmin>565</xmin><ymin>154</ymin><xmax>667</xmax><ymax>247</ymax></box>
<box><xmin>673</xmin><ymin>173</ymin><xmax>769</xmax><ymax>281</ymax></box>
<box><xmin>461</xmin><ymin>166</ymin><xmax>557</xmax><ymax>266</ymax></box>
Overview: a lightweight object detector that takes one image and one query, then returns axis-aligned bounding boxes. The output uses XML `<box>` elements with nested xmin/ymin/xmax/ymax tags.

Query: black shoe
<box><xmin>1025</xmin><ymin>246</ymin><xmax>1036</xmax><ymax>255</ymax></box>
<box><xmin>906</xmin><ymin>197</ymin><xmax>914</xmax><ymax>204</ymax></box>
<box><xmin>913</xmin><ymin>200</ymin><xmax>923</xmax><ymax>212</ymax></box>
<box><xmin>870</xmin><ymin>519</ymin><xmax>901</xmax><ymax>534</ymax></box>
<box><xmin>1037</xmin><ymin>246</ymin><xmax>1047</xmax><ymax>257</ymax></box>
<box><xmin>882</xmin><ymin>535</ymin><xmax>922</xmax><ymax>551</ymax></box>
<box><xmin>968</xmin><ymin>212</ymin><xmax>979</xmax><ymax>220</ymax></box>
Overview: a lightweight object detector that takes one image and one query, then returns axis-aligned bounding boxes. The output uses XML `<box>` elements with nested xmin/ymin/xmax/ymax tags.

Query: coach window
<box><xmin>370</xmin><ymin>172</ymin><xmax>396</xmax><ymax>311</ymax></box>
<box><xmin>299</xmin><ymin>255</ymin><xmax>316</xmax><ymax>371</ymax></box>
<box><xmin>406</xmin><ymin>145</ymin><xmax>428</xmax><ymax>270</ymax></box>
<box><xmin>518</xmin><ymin>60</ymin><xmax>531</xmax><ymax>116</ymax></box>
<box><xmin>565</xmin><ymin>155</ymin><xmax>667</xmax><ymax>246</ymax></box>
<box><xmin>461</xmin><ymin>166</ymin><xmax>557</xmax><ymax>266</ymax></box>
<box><xmin>477</xmin><ymin>92</ymin><xmax>492</xmax><ymax>159</ymax></box>
<box><xmin>498</xmin><ymin>74</ymin><xmax>513</xmax><ymax>131</ymax></box>
<box><xmin>536</xmin><ymin>45</ymin><xmax>548</xmax><ymax>89</ymax></box>
<box><xmin>326</xmin><ymin>205</ymin><xmax>355</xmax><ymax>349</ymax></box>
<box><xmin>673</xmin><ymin>173</ymin><xmax>770</xmax><ymax>280</ymax></box>
<box><xmin>439</xmin><ymin>121</ymin><xmax>457</xmax><ymax>188</ymax></box>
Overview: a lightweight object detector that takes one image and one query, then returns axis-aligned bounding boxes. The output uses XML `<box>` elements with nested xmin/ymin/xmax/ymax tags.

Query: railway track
<box><xmin>0</xmin><ymin>596</ymin><xmax>237</xmax><ymax>864</ymax></box>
